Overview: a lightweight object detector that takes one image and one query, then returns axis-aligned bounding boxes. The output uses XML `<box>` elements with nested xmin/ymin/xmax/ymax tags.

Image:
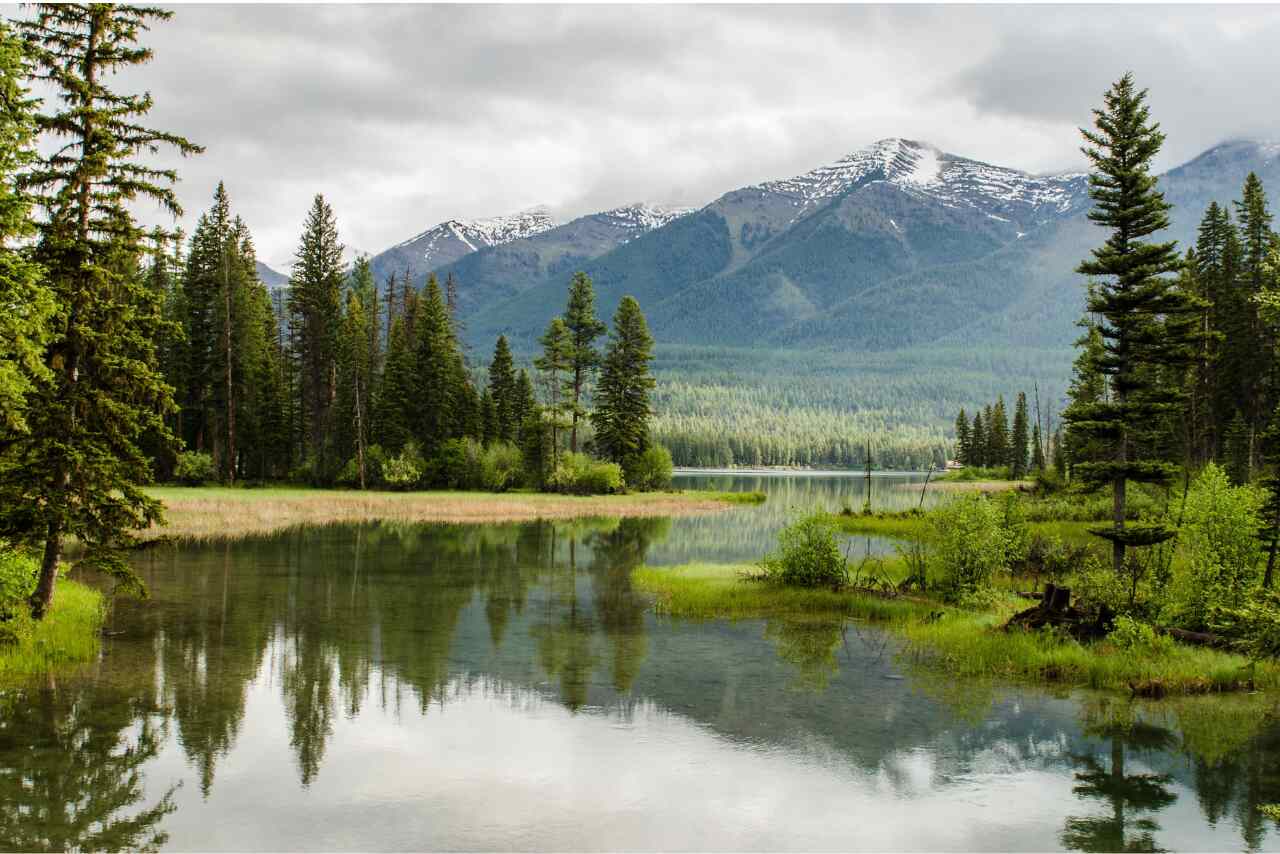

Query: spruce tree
<box><xmin>534</xmin><ymin>316</ymin><xmax>573</xmax><ymax>465</ymax></box>
<box><xmin>562</xmin><ymin>272</ymin><xmax>607</xmax><ymax>453</ymax></box>
<box><xmin>4</xmin><ymin>4</ymin><xmax>201</xmax><ymax>618</ymax></box>
<box><xmin>1031</xmin><ymin>422</ymin><xmax>1046</xmax><ymax>473</ymax></box>
<box><xmin>414</xmin><ymin>274</ymin><xmax>466</xmax><ymax>454</ymax></box>
<box><xmin>1260</xmin><ymin>403</ymin><xmax>1280</xmax><ymax>588</ymax></box>
<box><xmin>513</xmin><ymin>369</ymin><xmax>537</xmax><ymax>443</ymax></box>
<box><xmin>1010</xmin><ymin>392</ymin><xmax>1030</xmax><ymax>479</ymax></box>
<box><xmin>1235</xmin><ymin>173</ymin><xmax>1277</xmax><ymax>457</ymax></box>
<box><xmin>989</xmin><ymin>396</ymin><xmax>1010</xmax><ymax>470</ymax></box>
<box><xmin>287</xmin><ymin>194</ymin><xmax>344</xmax><ymax>481</ymax></box>
<box><xmin>0</xmin><ymin>22</ymin><xmax>52</xmax><ymax>436</ymax></box>
<box><xmin>970</xmin><ymin>410</ymin><xmax>986</xmax><ymax>468</ymax></box>
<box><xmin>488</xmin><ymin>335</ymin><xmax>517</xmax><ymax>443</ymax></box>
<box><xmin>591</xmin><ymin>296</ymin><xmax>656</xmax><ymax>470</ymax></box>
<box><xmin>1063</xmin><ymin>73</ymin><xmax>1198</xmax><ymax>574</ymax></box>
<box><xmin>953</xmin><ymin>409</ymin><xmax>970</xmax><ymax>465</ymax></box>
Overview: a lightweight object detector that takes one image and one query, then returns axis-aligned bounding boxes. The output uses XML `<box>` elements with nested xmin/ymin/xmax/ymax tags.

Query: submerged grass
<box><xmin>632</xmin><ymin>562</ymin><xmax>1279</xmax><ymax>696</ymax></box>
<box><xmin>142</xmin><ymin>485</ymin><xmax>737</xmax><ymax>541</ymax></box>
<box><xmin>0</xmin><ymin>580</ymin><xmax>104</xmax><ymax>683</ymax></box>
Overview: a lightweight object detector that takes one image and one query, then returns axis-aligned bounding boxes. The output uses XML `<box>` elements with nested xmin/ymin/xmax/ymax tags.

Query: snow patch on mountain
<box><xmin>758</xmin><ymin>138</ymin><xmax>1088</xmax><ymax>223</ymax></box>
<box><xmin>598</xmin><ymin>202</ymin><xmax>695</xmax><ymax>235</ymax></box>
<box><xmin>396</xmin><ymin>205</ymin><xmax>558</xmax><ymax>266</ymax></box>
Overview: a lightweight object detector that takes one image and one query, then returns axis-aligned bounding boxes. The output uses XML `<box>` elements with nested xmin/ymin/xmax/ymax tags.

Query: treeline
<box><xmin>151</xmin><ymin>187</ymin><xmax>667</xmax><ymax>492</ymax></box>
<box><xmin>953</xmin><ymin>390</ymin><xmax>1061</xmax><ymax>478</ymax></box>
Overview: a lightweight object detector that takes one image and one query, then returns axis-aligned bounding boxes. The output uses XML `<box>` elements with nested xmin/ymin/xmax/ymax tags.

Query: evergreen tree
<box><xmin>1234</xmin><ymin>173</ymin><xmax>1278</xmax><ymax>458</ymax></box>
<box><xmin>591</xmin><ymin>296</ymin><xmax>656</xmax><ymax>470</ymax></box>
<box><xmin>414</xmin><ymin>274</ymin><xmax>467</xmax><ymax>454</ymax></box>
<box><xmin>287</xmin><ymin>194</ymin><xmax>344</xmax><ymax>482</ymax></box>
<box><xmin>335</xmin><ymin>258</ymin><xmax>378</xmax><ymax>486</ymax></box>
<box><xmin>1259</xmin><ymin>403</ymin><xmax>1280</xmax><ymax>588</ymax></box>
<box><xmin>953</xmin><ymin>409</ymin><xmax>970</xmax><ymax>465</ymax></box>
<box><xmin>534</xmin><ymin>316</ymin><xmax>573</xmax><ymax>466</ymax></box>
<box><xmin>971</xmin><ymin>410</ymin><xmax>986</xmax><ymax>468</ymax></box>
<box><xmin>1063</xmin><ymin>73</ymin><xmax>1198</xmax><ymax>574</ymax></box>
<box><xmin>480</xmin><ymin>387</ymin><xmax>498</xmax><ymax>446</ymax></box>
<box><xmin>374</xmin><ymin>294</ymin><xmax>416</xmax><ymax>455</ymax></box>
<box><xmin>3</xmin><ymin>4</ymin><xmax>201</xmax><ymax>618</ymax></box>
<box><xmin>1224</xmin><ymin>410</ymin><xmax>1251</xmax><ymax>486</ymax></box>
<box><xmin>488</xmin><ymin>335</ymin><xmax>518</xmax><ymax>443</ymax></box>
<box><xmin>513</xmin><ymin>369</ymin><xmax>536</xmax><ymax>443</ymax></box>
<box><xmin>0</xmin><ymin>22</ymin><xmax>52</xmax><ymax>437</ymax></box>
<box><xmin>1010</xmin><ymin>392</ymin><xmax>1030</xmax><ymax>478</ymax></box>
<box><xmin>562</xmin><ymin>272</ymin><xmax>607</xmax><ymax>453</ymax></box>
<box><xmin>989</xmin><ymin>395</ymin><xmax>1010</xmax><ymax>469</ymax></box>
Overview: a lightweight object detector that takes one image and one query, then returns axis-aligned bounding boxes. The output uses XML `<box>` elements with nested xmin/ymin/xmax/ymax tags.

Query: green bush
<box><xmin>173</xmin><ymin>450</ymin><xmax>216</xmax><ymax>485</ymax></box>
<box><xmin>758</xmin><ymin>513</ymin><xmax>848</xmax><ymax>588</ymax></box>
<box><xmin>927</xmin><ymin>495</ymin><xmax>1013</xmax><ymax>601</ymax></box>
<box><xmin>383</xmin><ymin>441</ymin><xmax>426</xmax><ymax>490</ymax></box>
<box><xmin>433</xmin><ymin>438</ymin><xmax>483</xmax><ymax>489</ymax></box>
<box><xmin>0</xmin><ymin>546</ymin><xmax>39</xmax><ymax>624</ymax></box>
<box><xmin>546</xmin><ymin>452</ymin><xmax>624</xmax><ymax>495</ymax></box>
<box><xmin>1168</xmin><ymin>463</ymin><xmax>1265</xmax><ymax>629</ymax></box>
<box><xmin>1108</xmin><ymin>615</ymin><xmax>1174</xmax><ymax>656</ymax></box>
<box><xmin>1211</xmin><ymin>587</ymin><xmax>1280</xmax><ymax>660</ymax></box>
<box><xmin>626</xmin><ymin>444</ymin><xmax>674</xmax><ymax>491</ymax></box>
<box><xmin>336</xmin><ymin>445</ymin><xmax>387</xmax><ymax>488</ymax></box>
<box><xmin>480</xmin><ymin>442</ymin><xmax>523</xmax><ymax>492</ymax></box>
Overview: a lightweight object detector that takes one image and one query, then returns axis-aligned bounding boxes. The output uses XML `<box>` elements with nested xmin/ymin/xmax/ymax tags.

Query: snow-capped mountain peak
<box><xmin>597</xmin><ymin>201</ymin><xmax>696</xmax><ymax>232</ymax></box>
<box><xmin>759</xmin><ymin>137</ymin><xmax>1087</xmax><ymax>220</ymax></box>
<box><xmin>393</xmin><ymin>205</ymin><xmax>558</xmax><ymax>267</ymax></box>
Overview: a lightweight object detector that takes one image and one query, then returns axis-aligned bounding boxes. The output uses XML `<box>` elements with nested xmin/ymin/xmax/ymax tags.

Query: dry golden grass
<box><xmin>141</xmin><ymin>486</ymin><xmax>733</xmax><ymax>541</ymax></box>
<box><xmin>923</xmin><ymin>479</ymin><xmax>1032</xmax><ymax>493</ymax></box>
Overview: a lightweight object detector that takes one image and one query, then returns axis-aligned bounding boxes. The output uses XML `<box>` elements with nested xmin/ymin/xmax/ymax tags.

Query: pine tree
<box><xmin>1224</xmin><ymin>410</ymin><xmax>1251</xmax><ymax>486</ymax></box>
<box><xmin>4</xmin><ymin>4</ymin><xmax>201</xmax><ymax>618</ymax></box>
<box><xmin>488</xmin><ymin>335</ymin><xmax>517</xmax><ymax>443</ymax></box>
<box><xmin>1235</xmin><ymin>173</ymin><xmax>1277</xmax><ymax>460</ymax></box>
<box><xmin>591</xmin><ymin>296</ymin><xmax>656</xmax><ymax>469</ymax></box>
<box><xmin>562</xmin><ymin>272</ymin><xmax>607</xmax><ymax>453</ymax></box>
<box><xmin>989</xmin><ymin>396</ymin><xmax>1010</xmax><ymax>470</ymax></box>
<box><xmin>287</xmin><ymin>194</ymin><xmax>344</xmax><ymax>481</ymax></box>
<box><xmin>970</xmin><ymin>410</ymin><xmax>986</xmax><ymax>468</ymax></box>
<box><xmin>534</xmin><ymin>316</ymin><xmax>573</xmax><ymax>466</ymax></box>
<box><xmin>414</xmin><ymin>274</ymin><xmax>467</xmax><ymax>454</ymax></box>
<box><xmin>513</xmin><ymin>369</ymin><xmax>536</xmax><ymax>444</ymax></box>
<box><xmin>1259</xmin><ymin>402</ymin><xmax>1280</xmax><ymax>588</ymax></box>
<box><xmin>953</xmin><ymin>409</ymin><xmax>970</xmax><ymax>465</ymax></box>
<box><xmin>0</xmin><ymin>22</ymin><xmax>52</xmax><ymax>437</ymax></box>
<box><xmin>1063</xmin><ymin>73</ymin><xmax>1198</xmax><ymax>574</ymax></box>
<box><xmin>479</xmin><ymin>387</ymin><xmax>498</xmax><ymax>446</ymax></box>
<box><xmin>1010</xmin><ymin>392</ymin><xmax>1030</xmax><ymax>479</ymax></box>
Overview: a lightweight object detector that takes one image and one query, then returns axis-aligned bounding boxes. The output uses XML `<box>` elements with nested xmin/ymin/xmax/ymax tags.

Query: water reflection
<box><xmin>0</xmin><ymin>477</ymin><xmax>1277</xmax><ymax>849</ymax></box>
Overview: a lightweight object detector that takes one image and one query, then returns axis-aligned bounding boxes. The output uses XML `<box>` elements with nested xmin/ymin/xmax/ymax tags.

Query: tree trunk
<box><xmin>354</xmin><ymin>372</ymin><xmax>366</xmax><ymax>490</ymax></box>
<box><xmin>30</xmin><ymin>522</ymin><xmax>62</xmax><ymax>620</ymax></box>
<box><xmin>223</xmin><ymin>244</ymin><xmax>236</xmax><ymax>484</ymax></box>
<box><xmin>570</xmin><ymin>367</ymin><xmax>582</xmax><ymax>453</ymax></box>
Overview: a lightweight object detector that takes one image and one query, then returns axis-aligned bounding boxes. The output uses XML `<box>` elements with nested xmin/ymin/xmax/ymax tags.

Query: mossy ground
<box><xmin>632</xmin><ymin>562</ymin><xmax>1278</xmax><ymax>696</ymax></box>
<box><xmin>0</xmin><ymin>580</ymin><xmax>104</xmax><ymax>683</ymax></box>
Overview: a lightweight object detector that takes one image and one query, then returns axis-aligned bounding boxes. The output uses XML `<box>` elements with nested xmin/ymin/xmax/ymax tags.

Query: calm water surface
<box><xmin>2</xmin><ymin>473</ymin><xmax>1279</xmax><ymax>851</ymax></box>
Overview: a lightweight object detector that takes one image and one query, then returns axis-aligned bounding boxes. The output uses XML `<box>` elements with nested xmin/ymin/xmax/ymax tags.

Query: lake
<box><xmin>1</xmin><ymin>472</ymin><xmax>1277</xmax><ymax>851</ymax></box>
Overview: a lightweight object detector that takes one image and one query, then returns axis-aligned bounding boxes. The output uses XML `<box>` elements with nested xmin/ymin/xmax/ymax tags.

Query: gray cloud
<box><xmin>84</xmin><ymin>3</ymin><xmax>1280</xmax><ymax>267</ymax></box>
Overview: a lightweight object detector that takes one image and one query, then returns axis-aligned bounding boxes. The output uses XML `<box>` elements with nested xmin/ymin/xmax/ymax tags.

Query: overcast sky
<box><xmin>91</xmin><ymin>3</ymin><xmax>1280</xmax><ymax>267</ymax></box>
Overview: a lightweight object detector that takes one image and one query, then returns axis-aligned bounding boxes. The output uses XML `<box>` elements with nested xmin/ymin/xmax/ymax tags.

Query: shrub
<box><xmin>1211</xmin><ymin>588</ymin><xmax>1280</xmax><ymax>660</ymax></box>
<box><xmin>173</xmin><ymin>450</ymin><xmax>216</xmax><ymax>485</ymax></box>
<box><xmin>383</xmin><ymin>441</ymin><xmax>426</xmax><ymax>490</ymax></box>
<box><xmin>927</xmin><ymin>495</ymin><xmax>1012</xmax><ymax>601</ymax></box>
<box><xmin>1169</xmin><ymin>463</ymin><xmax>1265</xmax><ymax>629</ymax></box>
<box><xmin>758</xmin><ymin>513</ymin><xmax>848</xmax><ymax>588</ymax></box>
<box><xmin>1108</xmin><ymin>615</ymin><xmax>1175</xmax><ymax>656</ymax></box>
<box><xmin>626</xmin><ymin>444</ymin><xmax>674</xmax><ymax>492</ymax></box>
<box><xmin>546</xmin><ymin>452</ymin><xmax>624</xmax><ymax>495</ymax></box>
<box><xmin>480</xmin><ymin>442</ymin><xmax>523</xmax><ymax>492</ymax></box>
<box><xmin>1073</xmin><ymin>555</ymin><xmax>1130</xmax><ymax>614</ymax></box>
<box><xmin>432</xmin><ymin>438</ymin><xmax>484</xmax><ymax>489</ymax></box>
<box><xmin>336</xmin><ymin>445</ymin><xmax>388</xmax><ymax>489</ymax></box>
<box><xmin>0</xmin><ymin>546</ymin><xmax>39</xmax><ymax>624</ymax></box>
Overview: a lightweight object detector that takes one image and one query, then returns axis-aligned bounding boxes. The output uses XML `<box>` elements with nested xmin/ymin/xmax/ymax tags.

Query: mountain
<box><xmin>255</xmin><ymin>260</ymin><xmax>289</xmax><ymax>288</ymax></box>
<box><xmin>427</xmin><ymin>202</ymin><xmax>695</xmax><ymax>316</ymax></box>
<box><xmin>367</xmin><ymin>206</ymin><xmax>557</xmax><ymax>287</ymax></box>
<box><xmin>270</xmin><ymin>245</ymin><xmax>371</xmax><ymax>281</ymax></box>
<box><xmin>466</xmin><ymin>139</ymin><xmax>1091</xmax><ymax>350</ymax></box>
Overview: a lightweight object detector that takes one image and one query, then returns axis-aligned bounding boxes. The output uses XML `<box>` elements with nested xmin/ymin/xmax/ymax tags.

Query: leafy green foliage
<box><xmin>173</xmin><ymin>451</ymin><xmax>216</xmax><ymax>486</ymax></box>
<box><xmin>383</xmin><ymin>441</ymin><xmax>426</xmax><ymax>490</ymax></box>
<box><xmin>1168</xmin><ymin>463</ymin><xmax>1264</xmax><ymax>628</ymax></box>
<box><xmin>0</xmin><ymin>546</ymin><xmax>38</xmax><ymax>624</ymax></box>
<box><xmin>927</xmin><ymin>495</ymin><xmax>1013</xmax><ymax>600</ymax></box>
<box><xmin>546</xmin><ymin>452</ymin><xmax>623</xmax><ymax>495</ymax></box>
<box><xmin>1210</xmin><ymin>587</ymin><xmax>1280</xmax><ymax>660</ymax></box>
<box><xmin>1108</xmin><ymin>614</ymin><xmax>1175</xmax><ymax>656</ymax></box>
<box><xmin>479</xmin><ymin>442</ymin><xmax>523</xmax><ymax>493</ymax></box>
<box><xmin>758</xmin><ymin>514</ymin><xmax>849</xmax><ymax>589</ymax></box>
<box><xmin>626</xmin><ymin>444</ymin><xmax>674</xmax><ymax>492</ymax></box>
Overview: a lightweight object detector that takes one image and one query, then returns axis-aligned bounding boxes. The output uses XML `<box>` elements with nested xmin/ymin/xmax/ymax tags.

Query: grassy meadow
<box><xmin>140</xmin><ymin>485</ymin><xmax>744</xmax><ymax>541</ymax></box>
<box><xmin>0</xmin><ymin>580</ymin><xmax>104</xmax><ymax>683</ymax></box>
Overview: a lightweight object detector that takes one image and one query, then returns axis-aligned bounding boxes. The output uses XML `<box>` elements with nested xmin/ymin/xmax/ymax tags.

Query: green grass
<box><xmin>0</xmin><ymin>580</ymin><xmax>104</xmax><ymax>683</ymax></box>
<box><xmin>829</xmin><ymin>509</ymin><xmax>1094</xmax><ymax>545</ymax></box>
<box><xmin>936</xmin><ymin>466</ymin><xmax>1014</xmax><ymax>482</ymax></box>
<box><xmin>709</xmin><ymin>490</ymin><xmax>767</xmax><ymax>504</ymax></box>
<box><xmin>632</xmin><ymin>562</ymin><xmax>1278</xmax><ymax>696</ymax></box>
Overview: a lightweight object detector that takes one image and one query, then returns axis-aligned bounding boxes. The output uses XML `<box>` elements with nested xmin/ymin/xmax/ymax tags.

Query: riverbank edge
<box><xmin>0</xmin><ymin>579</ymin><xmax>104</xmax><ymax>684</ymax></box>
<box><xmin>631</xmin><ymin>562</ymin><xmax>1278</xmax><ymax>696</ymax></box>
<box><xmin>138</xmin><ymin>485</ymin><xmax>750</xmax><ymax>542</ymax></box>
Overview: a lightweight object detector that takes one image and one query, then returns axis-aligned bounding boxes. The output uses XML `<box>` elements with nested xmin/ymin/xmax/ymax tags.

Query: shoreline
<box><xmin>139</xmin><ymin>485</ymin><xmax>740</xmax><ymax>542</ymax></box>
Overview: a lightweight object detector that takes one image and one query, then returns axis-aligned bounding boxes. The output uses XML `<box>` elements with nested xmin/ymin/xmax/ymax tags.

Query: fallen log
<box><xmin>1166</xmin><ymin>627</ymin><xmax>1231</xmax><ymax>649</ymax></box>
